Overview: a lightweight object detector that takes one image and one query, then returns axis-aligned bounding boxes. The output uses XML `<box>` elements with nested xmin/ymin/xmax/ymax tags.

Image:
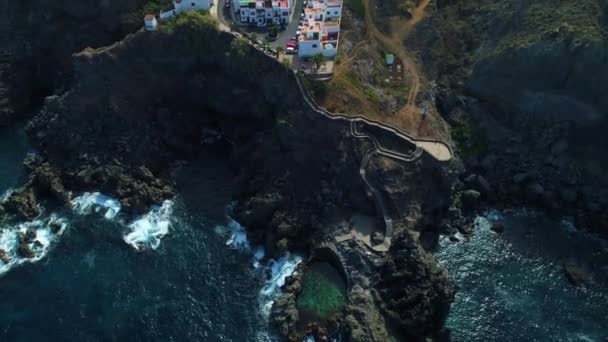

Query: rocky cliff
<box><xmin>0</xmin><ymin>0</ymin><xmax>147</xmax><ymax>125</ymax></box>
<box><xmin>2</xmin><ymin>11</ymin><xmax>457</xmax><ymax>341</ymax></box>
<box><xmin>410</xmin><ymin>0</ymin><xmax>608</xmax><ymax>235</ymax></box>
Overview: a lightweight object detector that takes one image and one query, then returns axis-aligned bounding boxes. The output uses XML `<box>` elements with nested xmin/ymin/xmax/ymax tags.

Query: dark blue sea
<box><xmin>1</xmin><ymin>129</ymin><xmax>607</xmax><ymax>341</ymax></box>
<box><xmin>0</xmin><ymin>129</ymin><xmax>302</xmax><ymax>341</ymax></box>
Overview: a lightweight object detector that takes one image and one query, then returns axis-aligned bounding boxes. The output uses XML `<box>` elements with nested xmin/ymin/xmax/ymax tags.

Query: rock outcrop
<box><xmin>411</xmin><ymin>0</ymin><xmax>608</xmax><ymax>235</ymax></box>
<box><xmin>376</xmin><ymin>231</ymin><xmax>455</xmax><ymax>339</ymax></box>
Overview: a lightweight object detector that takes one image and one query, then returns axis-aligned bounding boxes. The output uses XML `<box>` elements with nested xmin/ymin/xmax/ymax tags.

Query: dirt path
<box><xmin>362</xmin><ymin>0</ymin><xmax>431</xmax><ymax>121</ymax></box>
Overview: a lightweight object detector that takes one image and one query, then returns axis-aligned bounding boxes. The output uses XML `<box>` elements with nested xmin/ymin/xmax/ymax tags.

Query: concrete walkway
<box><xmin>295</xmin><ymin>73</ymin><xmax>453</xmax><ymax>162</ymax></box>
<box><xmin>335</xmin><ymin>215</ymin><xmax>391</xmax><ymax>252</ymax></box>
<box><xmin>294</xmin><ymin>72</ymin><xmax>444</xmax><ymax>251</ymax></box>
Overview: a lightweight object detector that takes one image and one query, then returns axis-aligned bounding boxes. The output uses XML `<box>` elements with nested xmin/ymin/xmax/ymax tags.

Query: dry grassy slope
<box><xmin>316</xmin><ymin>1</ymin><xmax>452</xmax><ymax>142</ymax></box>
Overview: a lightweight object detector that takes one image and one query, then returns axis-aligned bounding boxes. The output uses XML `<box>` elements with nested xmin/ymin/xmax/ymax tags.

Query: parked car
<box><xmin>296</xmin><ymin>30</ymin><xmax>301</xmax><ymax>36</ymax></box>
<box><xmin>286</xmin><ymin>46</ymin><xmax>297</xmax><ymax>54</ymax></box>
<box><xmin>286</xmin><ymin>41</ymin><xmax>297</xmax><ymax>48</ymax></box>
<box><xmin>289</xmin><ymin>36</ymin><xmax>298</xmax><ymax>43</ymax></box>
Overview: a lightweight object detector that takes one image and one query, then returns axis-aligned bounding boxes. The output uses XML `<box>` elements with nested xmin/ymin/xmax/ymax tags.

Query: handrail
<box><xmin>295</xmin><ymin>71</ymin><xmax>454</xmax><ymax>161</ymax></box>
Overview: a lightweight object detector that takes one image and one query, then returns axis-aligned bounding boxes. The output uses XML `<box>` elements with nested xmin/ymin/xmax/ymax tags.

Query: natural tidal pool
<box><xmin>437</xmin><ymin>210</ymin><xmax>608</xmax><ymax>342</ymax></box>
<box><xmin>297</xmin><ymin>261</ymin><xmax>347</xmax><ymax>322</ymax></box>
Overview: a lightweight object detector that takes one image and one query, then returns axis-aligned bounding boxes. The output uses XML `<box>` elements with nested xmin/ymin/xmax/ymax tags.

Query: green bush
<box><xmin>230</xmin><ymin>37</ymin><xmax>250</xmax><ymax>57</ymax></box>
<box><xmin>344</xmin><ymin>0</ymin><xmax>364</xmax><ymax>18</ymax></box>
<box><xmin>161</xmin><ymin>10</ymin><xmax>217</xmax><ymax>34</ymax></box>
<box><xmin>452</xmin><ymin>118</ymin><xmax>488</xmax><ymax>158</ymax></box>
<box><xmin>143</xmin><ymin>0</ymin><xmax>166</xmax><ymax>15</ymax></box>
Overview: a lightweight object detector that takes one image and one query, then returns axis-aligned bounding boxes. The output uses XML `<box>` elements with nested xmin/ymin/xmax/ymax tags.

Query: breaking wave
<box><xmin>123</xmin><ymin>200</ymin><xmax>174</xmax><ymax>251</ymax></box>
<box><xmin>220</xmin><ymin>216</ymin><xmax>302</xmax><ymax>341</ymax></box>
<box><xmin>71</xmin><ymin>192</ymin><xmax>121</xmax><ymax>220</ymax></box>
<box><xmin>0</xmin><ymin>214</ymin><xmax>68</xmax><ymax>276</ymax></box>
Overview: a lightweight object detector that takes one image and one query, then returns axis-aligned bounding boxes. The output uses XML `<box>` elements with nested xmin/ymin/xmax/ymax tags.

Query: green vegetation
<box><xmin>305</xmin><ymin>78</ymin><xmax>329</xmax><ymax>100</ymax></box>
<box><xmin>230</xmin><ymin>36</ymin><xmax>250</xmax><ymax>57</ymax></box>
<box><xmin>160</xmin><ymin>10</ymin><xmax>217</xmax><ymax>34</ymax></box>
<box><xmin>452</xmin><ymin>117</ymin><xmax>488</xmax><ymax>158</ymax></box>
<box><xmin>343</xmin><ymin>72</ymin><xmax>380</xmax><ymax>103</ymax></box>
<box><xmin>334</xmin><ymin>50</ymin><xmax>344</xmax><ymax>65</ymax></box>
<box><xmin>344</xmin><ymin>0</ymin><xmax>365</xmax><ymax>18</ymax></box>
<box><xmin>296</xmin><ymin>269</ymin><xmax>345</xmax><ymax>319</ymax></box>
<box><xmin>487</xmin><ymin>0</ymin><xmax>606</xmax><ymax>54</ymax></box>
<box><xmin>312</xmin><ymin>53</ymin><xmax>326</xmax><ymax>70</ymax></box>
<box><xmin>143</xmin><ymin>0</ymin><xmax>166</xmax><ymax>15</ymax></box>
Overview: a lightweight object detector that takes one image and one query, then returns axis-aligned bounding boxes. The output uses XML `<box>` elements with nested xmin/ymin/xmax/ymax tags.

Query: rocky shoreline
<box><xmin>1</xmin><ymin>1</ymin><xmax>606</xmax><ymax>341</ymax></box>
<box><xmin>1</xmin><ymin>14</ymin><xmax>458</xmax><ymax>341</ymax></box>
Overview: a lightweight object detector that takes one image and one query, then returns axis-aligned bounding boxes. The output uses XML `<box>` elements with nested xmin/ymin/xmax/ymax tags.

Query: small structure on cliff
<box><xmin>160</xmin><ymin>0</ymin><xmax>211</xmax><ymax>20</ymax></box>
<box><xmin>144</xmin><ymin>14</ymin><xmax>158</xmax><ymax>31</ymax></box>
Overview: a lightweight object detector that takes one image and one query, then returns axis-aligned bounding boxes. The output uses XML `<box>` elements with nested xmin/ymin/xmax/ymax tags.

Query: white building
<box><xmin>174</xmin><ymin>0</ymin><xmax>211</xmax><ymax>12</ymax></box>
<box><xmin>144</xmin><ymin>14</ymin><xmax>158</xmax><ymax>31</ymax></box>
<box><xmin>234</xmin><ymin>0</ymin><xmax>292</xmax><ymax>27</ymax></box>
<box><xmin>298</xmin><ymin>0</ymin><xmax>342</xmax><ymax>58</ymax></box>
<box><xmin>160</xmin><ymin>0</ymin><xmax>211</xmax><ymax>21</ymax></box>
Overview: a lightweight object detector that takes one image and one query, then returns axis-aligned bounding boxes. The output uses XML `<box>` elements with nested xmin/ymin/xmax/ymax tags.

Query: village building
<box><xmin>298</xmin><ymin>0</ymin><xmax>342</xmax><ymax>58</ymax></box>
<box><xmin>233</xmin><ymin>0</ymin><xmax>292</xmax><ymax>27</ymax></box>
<box><xmin>160</xmin><ymin>0</ymin><xmax>212</xmax><ymax>21</ymax></box>
<box><xmin>144</xmin><ymin>14</ymin><xmax>158</xmax><ymax>31</ymax></box>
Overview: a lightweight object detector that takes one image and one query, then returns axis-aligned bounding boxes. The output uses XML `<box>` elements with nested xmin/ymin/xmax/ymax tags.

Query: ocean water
<box><xmin>0</xmin><ymin>127</ymin><xmax>29</xmax><ymax>195</ymax></box>
<box><xmin>0</xmin><ymin>143</ymin><xmax>299</xmax><ymax>341</ymax></box>
<box><xmin>437</xmin><ymin>210</ymin><xmax>608</xmax><ymax>342</ymax></box>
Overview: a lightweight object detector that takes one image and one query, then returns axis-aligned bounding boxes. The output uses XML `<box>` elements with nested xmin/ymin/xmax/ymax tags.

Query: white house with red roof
<box><xmin>144</xmin><ymin>14</ymin><xmax>158</xmax><ymax>31</ymax></box>
<box><xmin>298</xmin><ymin>0</ymin><xmax>342</xmax><ymax>58</ymax></box>
<box><xmin>233</xmin><ymin>0</ymin><xmax>292</xmax><ymax>27</ymax></box>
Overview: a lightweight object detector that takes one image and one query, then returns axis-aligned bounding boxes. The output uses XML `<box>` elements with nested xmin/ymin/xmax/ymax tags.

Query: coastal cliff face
<box><xmin>0</xmin><ymin>0</ymin><xmax>147</xmax><ymax>125</ymax></box>
<box><xmin>4</xmin><ymin>13</ymin><xmax>456</xmax><ymax>341</ymax></box>
<box><xmin>410</xmin><ymin>0</ymin><xmax>608</xmax><ymax>234</ymax></box>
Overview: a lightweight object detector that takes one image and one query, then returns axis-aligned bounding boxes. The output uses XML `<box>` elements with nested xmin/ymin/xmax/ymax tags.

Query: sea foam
<box><xmin>123</xmin><ymin>200</ymin><xmax>174</xmax><ymax>251</ymax></box>
<box><xmin>71</xmin><ymin>192</ymin><xmax>121</xmax><ymax>220</ymax></box>
<box><xmin>225</xmin><ymin>218</ymin><xmax>251</xmax><ymax>251</ymax></box>
<box><xmin>0</xmin><ymin>214</ymin><xmax>68</xmax><ymax>276</ymax></box>
<box><xmin>258</xmin><ymin>253</ymin><xmax>303</xmax><ymax>316</ymax></box>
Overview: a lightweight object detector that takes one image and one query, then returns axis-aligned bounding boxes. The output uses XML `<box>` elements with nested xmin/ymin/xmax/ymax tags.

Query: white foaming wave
<box><xmin>255</xmin><ymin>253</ymin><xmax>303</xmax><ymax>341</ymax></box>
<box><xmin>223</xmin><ymin>218</ymin><xmax>268</xmax><ymax>268</ymax></box>
<box><xmin>258</xmin><ymin>253</ymin><xmax>303</xmax><ymax>316</ymax></box>
<box><xmin>220</xmin><ymin>216</ymin><xmax>302</xmax><ymax>341</ymax></box>
<box><xmin>123</xmin><ymin>200</ymin><xmax>174</xmax><ymax>251</ymax></box>
<box><xmin>0</xmin><ymin>188</ymin><xmax>15</xmax><ymax>202</ymax></box>
<box><xmin>225</xmin><ymin>218</ymin><xmax>251</xmax><ymax>251</ymax></box>
<box><xmin>71</xmin><ymin>192</ymin><xmax>121</xmax><ymax>220</ymax></box>
<box><xmin>0</xmin><ymin>214</ymin><xmax>68</xmax><ymax>276</ymax></box>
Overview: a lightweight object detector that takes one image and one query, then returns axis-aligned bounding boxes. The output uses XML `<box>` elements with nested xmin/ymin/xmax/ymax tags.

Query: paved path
<box><xmin>295</xmin><ymin>73</ymin><xmax>453</xmax><ymax>161</ymax></box>
<box><xmin>210</xmin><ymin>1</ymin><xmax>231</xmax><ymax>32</ymax></box>
<box><xmin>294</xmin><ymin>72</ymin><xmax>450</xmax><ymax>251</ymax></box>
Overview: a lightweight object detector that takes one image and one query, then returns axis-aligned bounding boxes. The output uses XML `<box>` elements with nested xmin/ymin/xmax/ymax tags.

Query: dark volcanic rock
<box><xmin>376</xmin><ymin>231</ymin><xmax>455</xmax><ymax>338</ymax></box>
<box><xmin>3</xmin><ymin>187</ymin><xmax>40</xmax><ymax>220</ymax></box>
<box><xmin>1</xmin><ymin>0</ymin><xmax>148</xmax><ymax>125</ymax></box>
<box><xmin>491</xmin><ymin>222</ymin><xmax>505</xmax><ymax>233</ymax></box>
<box><xmin>563</xmin><ymin>262</ymin><xmax>592</xmax><ymax>286</ymax></box>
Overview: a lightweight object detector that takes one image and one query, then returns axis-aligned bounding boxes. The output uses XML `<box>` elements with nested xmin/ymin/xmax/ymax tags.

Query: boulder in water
<box><xmin>0</xmin><ymin>249</ymin><xmax>10</xmax><ymax>264</ymax></box>
<box><xmin>563</xmin><ymin>262</ymin><xmax>591</xmax><ymax>286</ymax></box>
<box><xmin>490</xmin><ymin>223</ymin><xmax>505</xmax><ymax>234</ymax></box>
<box><xmin>17</xmin><ymin>244</ymin><xmax>35</xmax><ymax>259</ymax></box>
